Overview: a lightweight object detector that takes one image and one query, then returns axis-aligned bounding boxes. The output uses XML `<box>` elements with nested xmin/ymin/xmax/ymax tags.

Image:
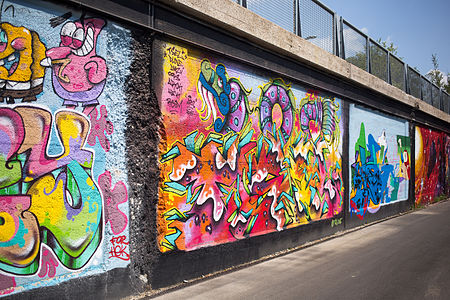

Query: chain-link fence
<box><xmin>246</xmin><ymin>0</ymin><xmax>296</xmax><ymax>33</ymax></box>
<box><xmin>431</xmin><ymin>85</ymin><xmax>440</xmax><ymax>109</ymax></box>
<box><xmin>443</xmin><ymin>92</ymin><xmax>450</xmax><ymax>113</ymax></box>
<box><xmin>299</xmin><ymin>0</ymin><xmax>334</xmax><ymax>54</ymax></box>
<box><xmin>421</xmin><ymin>77</ymin><xmax>432</xmax><ymax>105</ymax></box>
<box><xmin>342</xmin><ymin>21</ymin><xmax>367</xmax><ymax>71</ymax></box>
<box><xmin>408</xmin><ymin>68</ymin><xmax>421</xmax><ymax>99</ymax></box>
<box><xmin>238</xmin><ymin>0</ymin><xmax>449</xmax><ymax>114</ymax></box>
<box><xmin>390</xmin><ymin>55</ymin><xmax>405</xmax><ymax>91</ymax></box>
<box><xmin>370</xmin><ymin>40</ymin><xmax>388</xmax><ymax>82</ymax></box>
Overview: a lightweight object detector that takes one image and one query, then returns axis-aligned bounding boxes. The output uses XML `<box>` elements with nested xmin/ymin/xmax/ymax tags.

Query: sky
<box><xmin>318</xmin><ymin>0</ymin><xmax>450</xmax><ymax>75</ymax></box>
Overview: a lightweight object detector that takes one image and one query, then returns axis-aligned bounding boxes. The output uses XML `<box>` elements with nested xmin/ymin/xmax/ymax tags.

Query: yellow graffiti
<box><xmin>0</xmin><ymin>23</ymin><xmax>46</xmax><ymax>84</ymax></box>
<box><xmin>0</xmin><ymin>212</ymin><xmax>15</xmax><ymax>242</ymax></box>
<box><xmin>56</xmin><ymin>110</ymin><xmax>92</xmax><ymax>167</ymax></box>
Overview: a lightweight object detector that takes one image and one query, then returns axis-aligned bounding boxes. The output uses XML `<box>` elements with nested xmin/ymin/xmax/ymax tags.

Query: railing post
<box><xmin>420</xmin><ymin>75</ymin><xmax>424</xmax><ymax>101</ymax></box>
<box><xmin>447</xmin><ymin>93</ymin><xmax>450</xmax><ymax>114</ymax></box>
<box><xmin>333</xmin><ymin>12</ymin><xmax>338</xmax><ymax>56</ymax></box>
<box><xmin>340</xmin><ymin>17</ymin><xmax>345</xmax><ymax>59</ymax></box>
<box><xmin>149</xmin><ymin>2</ymin><xmax>154</xmax><ymax>28</ymax></box>
<box><xmin>439</xmin><ymin>88</ymin><xmax>443</xmax><ymax>111</ymax></box>
<box><xmin>295</xmin><ymin>0</ymin><xmax>301</xmax><ymax>36</ymax></box>
<box><xmin>387</xmin><ymin>52</ymin><xmax>391</xmax><ymax>84</ymax></box>
<box><xmin>366</xmin><ymin>37</ymin><xmax>370</xmax><ymax>73</ymax></box>
<box><xmin>405</xmin><ymin>64</ymin><xmax>409</xmax><ymax>95</ymax></box>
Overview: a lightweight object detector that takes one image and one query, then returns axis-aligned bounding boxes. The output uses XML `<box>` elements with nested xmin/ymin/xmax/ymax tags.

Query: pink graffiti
<box><xmin>99</xmin><ymin>171</ymin><xmax>128</xmax><ymax>235</ymax></box>
<box><xmin>38</xmin><ymin>249</ymin><xmax>59</xmax><ymax>278</ymax></box>
<box><xmin>87</xmin><ymin>105</ymin><xmax>114</xmax><ymax>152</ymax></box>
<box><xmin>45</xmin><ymin>18</ymin><xmax>108</xmax><ymax>114</ymax></box>
<box><xmin>0</xmin><ymin>274</ymin><xmax>16</xmax><ymax>295</ymax></box>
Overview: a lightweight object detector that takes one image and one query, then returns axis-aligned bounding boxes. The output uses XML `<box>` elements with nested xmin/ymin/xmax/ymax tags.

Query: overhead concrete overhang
<box><xmin>158</xmin><ymin>0</ymin><xmax>449</xmax><ymax>124</ymax></box>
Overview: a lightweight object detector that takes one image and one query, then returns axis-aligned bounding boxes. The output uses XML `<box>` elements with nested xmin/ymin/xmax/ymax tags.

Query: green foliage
<box><xmin>428</xmin><ymin>54</ymin><xmax>444</xmax><ymax>87</ymax></box>
<box><xmin>426</xmin><ymin>54</ymin><xmax>449</xmax><ymax>93</ymax></box>
<box><xmin>346</xmin><ymin>52</ymin><xmax>367</xmax><ymax>71</ymax></box>
<box><xmin>376</xmin><ymin>38</ymin><xmax>401</xmax><ymax>59</ymax></box>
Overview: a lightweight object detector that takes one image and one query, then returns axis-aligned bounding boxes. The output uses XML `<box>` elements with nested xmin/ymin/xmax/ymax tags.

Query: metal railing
<box><xmin>235</xmin><ymin>0</ymin><xmax>450</xmax><ymax>114</ymax></box>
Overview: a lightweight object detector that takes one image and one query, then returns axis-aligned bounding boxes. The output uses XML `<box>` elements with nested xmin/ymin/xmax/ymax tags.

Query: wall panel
<box><xmin>349</xmin><ymin>105</ymin><xmax>410</xmax><ymax>220</ymax></box>
<box><xmin>0</xmin><ymin>0</ymin><xmax>131</xmax><ymax>296</ymax></box>
<box><xmin>157</xmin><ymin>41</ymin><xmax>344</xmax><ymax>251</ymax></box>
<box><xmin>415</xmin><ymin>126</ymin><xmax>448</xmax><ymax>205</ymax></box>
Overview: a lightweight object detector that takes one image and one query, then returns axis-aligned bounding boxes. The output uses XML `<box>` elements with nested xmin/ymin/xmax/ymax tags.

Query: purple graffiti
<box><xmin>259</xmin><ymin>80</ymin><xmax>294</xmax><ymax>141</ymax></box>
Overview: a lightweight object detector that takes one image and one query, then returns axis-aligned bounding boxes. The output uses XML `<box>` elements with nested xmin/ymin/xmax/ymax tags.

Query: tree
<box><xmin>447</xmin><ymin>75</ymin><xmax>450</xmax><ymax>94</ymax></box>
<box><xmin>426</xmin><ymin>54</ymin><xmax>449</xmax><ymax>93</ymax></box>
<box><xmin>376</xmin><ymin>38</ymin><xmax>402</xmax><ymax>59</ymax></box>
<box><xmin>427</xmin><ymin>54</ymin><xmax>444</xmax><ymax>87</ymax></box>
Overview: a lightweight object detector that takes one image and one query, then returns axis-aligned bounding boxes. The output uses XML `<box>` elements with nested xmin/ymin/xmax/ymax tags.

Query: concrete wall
<box><xmin>0</xmin><ymin>0</ymin><xmax>132</xmax><ymax>296</ymax></box>
<box><xmin>0</xmin><ymin>0</ymin><xmax>449</xmax><ymax>298</ymax></box>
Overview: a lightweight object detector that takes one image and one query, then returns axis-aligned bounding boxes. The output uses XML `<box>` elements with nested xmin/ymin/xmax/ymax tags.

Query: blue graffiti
<box><xmin>350</xmin><ymin>124</ymin><xmax>397</xmax><ymax>219</ymax></box>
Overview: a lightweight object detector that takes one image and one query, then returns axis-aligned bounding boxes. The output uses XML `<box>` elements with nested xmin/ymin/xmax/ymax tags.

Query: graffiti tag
<box><xmin>109</xmin><ymin>235</ymin><xmax>130</xmax><ymax>261</ymax></box>
<box><xmin>331</xmin><ymin>218</ymin><xmax>343</xmax><ymax>227</ymax></box>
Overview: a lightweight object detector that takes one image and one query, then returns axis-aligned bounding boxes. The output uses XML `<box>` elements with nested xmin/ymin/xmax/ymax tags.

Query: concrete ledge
<box><xmin>158</xmin><ymin>0</ymin><xmax>450</xmax><ymax>123</ymax></box>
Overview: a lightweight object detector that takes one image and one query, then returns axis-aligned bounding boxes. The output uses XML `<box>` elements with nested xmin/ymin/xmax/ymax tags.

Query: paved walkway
<box><xmin>151</xmin><ymin>200</ymin><xmax>450</xmax><ymax>300</ymax></box>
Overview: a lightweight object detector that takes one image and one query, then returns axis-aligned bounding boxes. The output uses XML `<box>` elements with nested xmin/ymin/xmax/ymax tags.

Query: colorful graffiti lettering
<box><xmin>258</xmin><ymin>79</ymin><xmax>293</xmax><ymax>141</ymax></box>
<box><xmin>350</xmin><ymin>122</ymin><xmax>410</xmax><ymax>219</ymax></box>
<box><xmin>158</xmin><ymin>44</ymin><xmax>343</xmax><ymax>252</ymax></box>
<box><xmin>415</xmin><ymin>126</ymin><xmax>447</xmax><ymax>205</ymax></box>
<box><xmin>44</xmin><ymin>17</ymin><xmax>108</xmax><ymax>115</ymax></box>
<box><xmin>349</xmin><ymin>105</ymin><xmax>410</xmax><ymax>219</ymax></box>
<box><xmin>0</xmin><ymin>106</ymin><xmax>102</xmax><ymax>275</ymax></box>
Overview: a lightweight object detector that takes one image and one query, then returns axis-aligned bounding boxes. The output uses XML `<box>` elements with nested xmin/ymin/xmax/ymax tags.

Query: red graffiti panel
<box><xmin>415</xmin><ymin>126</ymin><xmax>448</xmax><ymax>205</ymax></box>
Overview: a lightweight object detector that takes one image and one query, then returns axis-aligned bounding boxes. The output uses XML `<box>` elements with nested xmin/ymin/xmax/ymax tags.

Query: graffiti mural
<box><xmin>0</xmin><ymin>0</ymin><xmax>130</xmax><ymax>296</ymax></box>
<box><xmin>349</xmin><ymin>105</ymin><xmax>410</xmax><ymax>219</ymax></box>
<box><xmin>1</xmin><ymin>107</ymin><xmax>102</xmax><ymax>275</ymax></box>
<box><xmin>158</xmin><ymin>43</ymin><xmax>343</xmax><ymax>252</ymax></box>
<box><xmin>415</xmin><ymin>126</ymin><xmax>448</xmax><ymax>205</ymax></box>
<box><xmin>446</xmin><ymin>135</ymin><xmax>450</xmax><ymax>196</ymax></box>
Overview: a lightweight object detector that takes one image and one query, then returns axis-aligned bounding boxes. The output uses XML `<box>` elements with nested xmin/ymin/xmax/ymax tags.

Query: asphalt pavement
<box><xmin>150</xmin><ymin>200</ymin><xmax>450</xmax><ymax>300</ymax></box>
